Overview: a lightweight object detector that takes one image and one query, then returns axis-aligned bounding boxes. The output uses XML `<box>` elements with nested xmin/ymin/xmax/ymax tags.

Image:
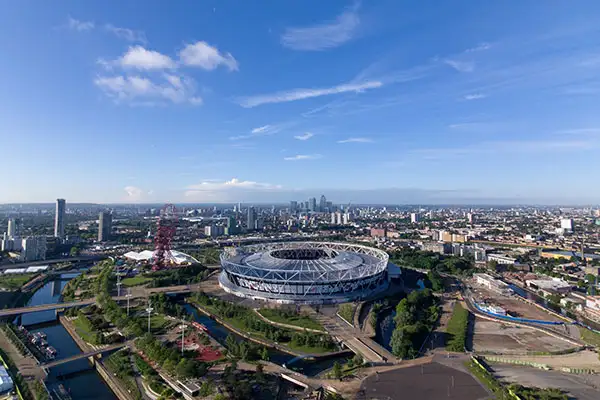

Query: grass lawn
<box><xmin>580</xmin><ymin>328</ymin><xmax>600</xmax><ymax>347</ymax></box>
<box><xmin>72</xmin><ymin>316</ymin><xmax>100</xmax><ymax>345</ymax></box>
<box><xmin>0</xmin><ymin>273</ymin><xmax>36</xmax><ymax>291</ymax></box>
<box><xmin>192</xmin><ymin>303</ymin><xmax>333</xmax><ymax>354</ymax></box>
<box><xmin>258</xmin><ymin>309</ymin><xmax>323</xmax><ymax>331</ymax></box>
<box><xmin>121</xmin><ymin>276</ymin><xmax>152</xmax><ymax>287</ymax></box>
<box><xmin>135</xmin><ymin>314</ymin><xmax>170</xmax><ymax>333</ymax></box>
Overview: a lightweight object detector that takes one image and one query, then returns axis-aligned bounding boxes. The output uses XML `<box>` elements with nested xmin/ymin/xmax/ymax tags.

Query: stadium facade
<box><xmin>219</xmin><ymin>241</ymin><xmax>392</xmax><ymax>304</ymax></box>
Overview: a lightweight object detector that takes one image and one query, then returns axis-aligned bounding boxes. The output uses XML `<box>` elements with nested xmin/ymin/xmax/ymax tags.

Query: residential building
<box><xmin>20</xmin><ymin>236</ymin><xmax>47</xmax><ymax>262</ymax></box>
<box><xmin>560</xmin><ymin>218</ymin><xmax>574</xmax><ymax>232</ymax></box>
<box><xmin>370</xmin><ymin>228</ymin><xmax>387</xmax><ymax>238</ymax></box>
<box><xmin>98</xmin><ymin>211</ymin><xmax>112</xmax><ymax>242</ymax></box>
<box><xmin>410</xmin><ymin>213</ymin><xmax>420</xmax><ymax>223</ymax></box>
<box><xmin>54</xmin><ymin>198</ymin><xmax>66</xmax><ymax>239</ymax></box>
<box><xmin>247</xmin><ymin>207</ymin><xmax>256</xmax><ymax>231</ymax></box>
<box><xmin>0</xmin><ymin>365</ymin><xmax>13</xmax><ymax>394</ymax></box>
<box><xmin>205</xmin><ymin>225</ymin><xmax>225</xmax><ymax>237</ymax></box>
<box><xmin>342</xmin><ymin>212</ymin><xmax>351</xmax><ymax>224</ymax></box>
<box><xmin>7</xmin><ymin>218</ymin><xmax>16</xmax><ymax>238</ymax></box>
<box><xmin>467</xmin><ymin>213</ymin><xmax>474</xmax><ymax>224</ymax></box>
<box><xmin>487</xmin><ymin>254</ymin><xmax>517</xmax><ymax>265</ymax></box>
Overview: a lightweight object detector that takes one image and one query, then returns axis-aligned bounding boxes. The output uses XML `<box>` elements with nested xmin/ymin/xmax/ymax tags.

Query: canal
<box><xmin>183</xmin><ymin>304</ymin><xmax>352</xmax><ymax>376</ymax></box>
<box><xmin>17</xmin><ymin>274</ymin><xmax>117</xmax><ymax>399</ymax></box>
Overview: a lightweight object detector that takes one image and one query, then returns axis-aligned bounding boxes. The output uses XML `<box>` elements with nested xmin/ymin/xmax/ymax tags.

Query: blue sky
<box><xmin>2</xmin><ymin>1</ymin><xmax>600</xmax><ymax>204</ymax></box>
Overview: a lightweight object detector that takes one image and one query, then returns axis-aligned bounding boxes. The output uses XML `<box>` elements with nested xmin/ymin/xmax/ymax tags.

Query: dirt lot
<box><xmin>472</xmin><ymin>319</ymin><xmax>577</xmax><ymax>354</ymax></box>
<box><xmin>470</xmin><ymin>286</ymin><xmax>564</xmax><ymax>322</ymax></box>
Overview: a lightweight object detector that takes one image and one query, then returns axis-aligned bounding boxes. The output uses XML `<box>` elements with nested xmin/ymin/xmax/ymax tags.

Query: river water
<box><xmin>18</xmin><ymin>275</ymin><xmax>117</xmax><ymax>399</ymax></box>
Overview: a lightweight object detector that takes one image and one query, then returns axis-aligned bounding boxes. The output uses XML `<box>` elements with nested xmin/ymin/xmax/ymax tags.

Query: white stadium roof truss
<box><xmin>219</xmin><ymin>241</ymin><xmax>390</xmax><ymax>300</ymax></box>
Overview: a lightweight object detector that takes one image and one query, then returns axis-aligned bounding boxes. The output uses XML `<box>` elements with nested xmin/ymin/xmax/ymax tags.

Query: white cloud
<box><xmin>444</xmin><ymin>59</ymin><xmax>475</xmax><ymax>72</ymax></box>
<box><xmin>184</xmin><ymin>178</ymin><xmax>282</xmax><ymax>200</ymax></box>
<box><xmin>294</xmin><ymin>132</ymin><xmax>314</xmax><ymax>140</ymax></box>
<box><xmin>337</xmin><ymin>137</ymin><xmax>373</xmax><ymax>143</ymax></box>
<box><xmin>230</xmin><ymin>124</ymin><xmax>283</xmax><ymax>140</ymax></box>
<box><xmin>463</xmin><ymin>93</ymin><xmax>486</xmax><ymax>100</ymax></box>
<box><xmin>283</xmin><ymin>154</ymin><xmax>322</xmax><ymax>161</ymax></box>
<box><xmin>67</xmin><ymin>17</ymin><xmax>94</xmax><ymax>32</ymax></box>
<box><xmin>124</xmin><ymin>186</ymin><xmax>144</xmax><ymax>201</ymax></box>
<box><xmin>104</xmin><ymin>24</ymin><xmax>146</xmax><ymax>43</ymax></box>
<box><xmin>94</xmin><ymin>74</ymin><xmax>201</xmax><ymax>105</ymax></box>
<box><xmin>238</xmin><ymin>80</ymin><xmax>382</xmax><ymax>108</ymax></box>
<box><xmin>465</xmin><ymin>43</ymin><xmax>491</xmax><ymax>52</ymax></box>
<box><xmin>117</xmin><ymin>46</ymin><xmax>176</xmax><ymax>70</ymax></box>
<box><xmin>281</xmin><ymin>5</ymin><xmax>359</xmax><ymax>51</ymax></box>
<box><xmin>179</xmin><ymin>41</ymin><xmax>238</xmax><ymax>71</ymax></box>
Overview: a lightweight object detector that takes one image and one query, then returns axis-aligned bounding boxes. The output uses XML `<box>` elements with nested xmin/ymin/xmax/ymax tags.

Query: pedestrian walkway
<box><xmin>304</xmin><ymin>307</ymin><xmax>397</xmax><ymax>363</ymax></box>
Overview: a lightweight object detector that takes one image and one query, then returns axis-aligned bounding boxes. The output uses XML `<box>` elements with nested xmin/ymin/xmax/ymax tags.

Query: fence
<box><xmin>473</xmin><ymin>302</ymin><xmax>565</xmax><ymax>325</ymax></box>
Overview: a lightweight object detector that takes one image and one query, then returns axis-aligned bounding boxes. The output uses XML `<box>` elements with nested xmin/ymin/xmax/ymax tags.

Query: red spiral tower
<box><xmin>152</xmin><ymin>204</ymin><xmax>178</xmax><ymax>271</ymax></box>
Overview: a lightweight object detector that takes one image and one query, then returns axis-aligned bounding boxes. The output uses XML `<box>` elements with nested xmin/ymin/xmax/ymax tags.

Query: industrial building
<box><xmin>473</xmin><ymin>273</ymin><xmax>514</xmax><ymax>295</ymax></box>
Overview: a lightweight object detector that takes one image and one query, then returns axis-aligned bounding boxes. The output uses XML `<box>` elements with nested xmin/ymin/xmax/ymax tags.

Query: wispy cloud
<box><xmin>444</xmin><ymin>59</ymin><xmax>475</xmax><ymax>72</ymax></box>
<box><xmin>104</xmin><ymin>24</ymin><xmax>146</xmax><ymax>43</ymax></box>
<box><xmin>283</xmin><ymin>154</ymin><xmax>322</xmax><ymax>161</ymax></box>
<box><xmin>465</xmin><ymin>42</ymin><xmax>491</xmax><ymax>53</ymax></box>
<box><xmin>463</xmin><ymin>93</ymin><xmax>487</xmax><ymax>100</ymax></box>
<box><xmin>337</xmin><ymin>137</ymin><xmax>373</xmax><ymax>143</ymax></box>
<box><xmin>294</xmin><ymin>132</ymin><xmax>314</xmax><ymax>141</ymax></box>
<box><xmin>184</xmin><ymin>178</ymin><xmax>282</xmax><ymax>201</ymax></box>
<box><xmin>67</xmin><ymin>17</ymin><xmax>94</xmax><ymax>32</ymax></box>
<box><xmin>179</xmin><ymin>41</ymin><xmax>238</xmax><ymax>71</ymax></box>
<box><xmin>94</xmin><ymin>74</ymin><xmax>202</xmax><ymax>106</ymax></box>
<box><xmin>238</xmin><ymin>80</ymin><xmax>382</xmax><ymax>108</ymax></box>
<box><xmin>281</xmin><ymin>3</ymin><xmax>359</xmax><ymax>51</ymax></box>
<box><xmin>230</xmin><ymin>124</ymin><xmax>283</xmax><ymax>140</ymax></box>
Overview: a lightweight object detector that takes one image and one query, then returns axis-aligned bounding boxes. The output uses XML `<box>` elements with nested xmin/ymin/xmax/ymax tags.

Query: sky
<box><xmin>3</xmin><ymin>1</ymin><xmax>600</xmax><ymax>205</ymax></box>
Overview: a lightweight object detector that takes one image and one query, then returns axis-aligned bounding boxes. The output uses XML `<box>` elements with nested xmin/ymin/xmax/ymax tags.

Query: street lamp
<box><xmin>145</xmin><ymin>298</ymin><xmax>154</xmax><ymax>334</ymax></box>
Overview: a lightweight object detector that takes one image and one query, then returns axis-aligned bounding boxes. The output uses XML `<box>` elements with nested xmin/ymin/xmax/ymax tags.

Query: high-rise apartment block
<box><xmin>410</xmin><ymin>213</ymin><xmax>420</xmax><ymax>223</ymax></box>
<box><xmin>247</xmin><ymin>207</ymin><xmax>256</xmax><ymax>231</ymax></box>
<box><xmin>54</xmin><ymin>199</ymin><xmax>66</xmax><ymax>239</ymax></box>
<box><xmin>20</xmin><ymin>236</ymin><xmax>46</xmax><ymax>261</ymax></box>
<box><xmin>98</xmin><ymin>211</ymin><xmax>113</xmax><ymax>242</ymax></box>
<box><xmin>7</xmin><ymin>218</ymin><xmax>16</xmax><ymax>238</ymax></box>
<box><xmin>560</xmin><ymin>218</ymin><xmax>574</xmax><ymax>232</ymax></box>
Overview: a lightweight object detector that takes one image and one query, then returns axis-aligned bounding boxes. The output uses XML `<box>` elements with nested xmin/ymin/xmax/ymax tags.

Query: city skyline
<box><xmin>3</xmin><ymin>2</ymin><xmax>600</xmax><ymax>204</ymax></box>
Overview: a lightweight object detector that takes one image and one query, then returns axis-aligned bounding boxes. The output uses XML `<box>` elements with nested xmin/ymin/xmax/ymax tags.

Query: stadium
<box><xmin>219</xmin><ymin>241</ymin><xmax>391</xmax><ymax>304</ymax></box>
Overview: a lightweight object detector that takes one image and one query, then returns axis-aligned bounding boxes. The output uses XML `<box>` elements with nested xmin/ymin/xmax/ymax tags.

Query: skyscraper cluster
<box><xmin>290</xmin><ymin>195</ymin><xmax>333</xmax><ymax>213</ymax></box>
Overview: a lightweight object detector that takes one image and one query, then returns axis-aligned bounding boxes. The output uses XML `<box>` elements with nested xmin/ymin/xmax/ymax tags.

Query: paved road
<box><xmin>0</xmin><ymin>255</ymin><xmax>105</xmax><ymax>270</ymax></box>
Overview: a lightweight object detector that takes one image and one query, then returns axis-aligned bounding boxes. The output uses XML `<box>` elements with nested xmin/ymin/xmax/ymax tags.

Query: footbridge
<box><xmin>41</xmin><ymin>342</ymin><xmax>128</xmax><ymax>369</ymax></box>
<box><xmin>0</xmin><ymin>284</ymin><xmax>201</xmax><ymax>317</ymax></box>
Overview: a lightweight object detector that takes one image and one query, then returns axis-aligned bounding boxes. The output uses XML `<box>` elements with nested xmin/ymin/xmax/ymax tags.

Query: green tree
<box><xmin>332</xmin><ymin>361</ymin><xmax>343</xmax><ymax>380</ymax></box>
<box><xmin>260</xmin><ymin>346</ymin><xmax>269</xmax><ymax>361</ymax></box>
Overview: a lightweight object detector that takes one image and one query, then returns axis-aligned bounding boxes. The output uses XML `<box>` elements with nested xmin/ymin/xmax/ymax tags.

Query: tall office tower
<box><xmin>54</xmin><ymin>199</ymin><xmax>66</xmax><ymax>239</ymax></box>
<box><xmin>290</xmin><ymin>201</ymin><xmax>298</xmax><ymax>213</ymax></box>
<box><xmin>319</xmin><ymin>195</ymin><xmax>327</xmax><ymax>212</ymax></box>
<box><xmin>309</xmin><ymin>197</ymin><xmax>317</xmax><ymax>212</ymax></box>
<box><xmin>410</xmin><ymin>213</ymin><xmax>421</xmax><ymax>224</ymax></box>
<box><xmin>98</xmin><ymin>211</ymin><xmax>113</xmax><ymax>242</ymax></box>
<box><xmin>247</xmin><ymin>207</ymin><xmax>256</xmax><ymax>231</ymax></box>
<box><xmin>7</xmin><ymin>218</ymin><xmax>16</xmax><ymax>238</ymax></box>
